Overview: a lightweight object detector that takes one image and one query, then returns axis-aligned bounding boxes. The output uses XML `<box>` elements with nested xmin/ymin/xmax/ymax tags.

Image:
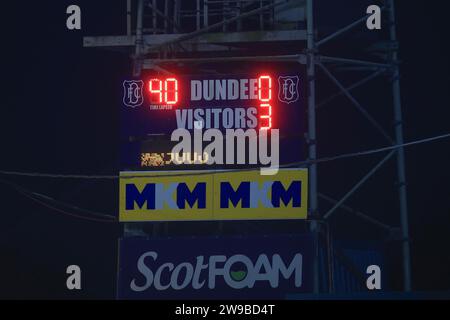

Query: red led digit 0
<box><xmin>149</xmin><ymin>79</ymin><xmax>163</xmax><ymax>103</ymax></box>
<box><xmin>165</xmin><ymin>78</ymin><xmax>178</xmax><ymax>105</ymax></box>
<box><xmin>258</xmin><ymin>75</ymin><xmax>272</xmax><ymax>130</ymax></box>
<box><xmin>260</xmin><ymin>103</ymin><xmax>272</xmax><ymax>130</ymax></box>
<box><xmin>258</xmin><ymin>75</ymin><xmax>272</xmax><ymax>102</ymax></box>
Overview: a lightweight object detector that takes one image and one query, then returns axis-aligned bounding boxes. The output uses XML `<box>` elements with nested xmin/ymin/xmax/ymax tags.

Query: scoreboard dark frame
<box><xmin>120</xmin><ymin>65</ymin><xmax>307</xmax><ymax>171</ymax></box>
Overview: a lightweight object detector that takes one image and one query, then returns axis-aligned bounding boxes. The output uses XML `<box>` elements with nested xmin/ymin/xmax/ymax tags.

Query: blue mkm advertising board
<box><xmin>117</xmin><ymin>234</ymin><xmax>313</xmax><ymax>299</ymax></box>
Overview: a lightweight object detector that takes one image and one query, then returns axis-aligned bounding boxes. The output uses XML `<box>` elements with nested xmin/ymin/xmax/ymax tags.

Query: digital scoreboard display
<box><xmin>120</xmin><ymin>71</ymin><xmax>306</xmax><ymax>170</ymax></box>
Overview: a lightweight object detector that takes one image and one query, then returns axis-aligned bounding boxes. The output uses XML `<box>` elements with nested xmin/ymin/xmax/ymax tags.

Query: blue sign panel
<box><xmin>117</xmin><ymin>234</ymin><xmax>313</xmax><ymax>299</ymax></box>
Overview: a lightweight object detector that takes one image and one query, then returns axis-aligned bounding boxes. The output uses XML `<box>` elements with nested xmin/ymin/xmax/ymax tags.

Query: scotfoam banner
<box><xmin>119</xmin><ymin>168</ymin><xmax>308</xmax><ymax>222</ymax></box>
<box><xmin>117</xmin><ymin>235</ymin><xmax>313</xmax><ymax>299</ymax></box>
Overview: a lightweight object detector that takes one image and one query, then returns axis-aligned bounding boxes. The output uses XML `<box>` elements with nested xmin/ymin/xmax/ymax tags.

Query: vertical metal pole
<box><xmin>327</xmin><ymin>223</ymin><xmax>335</xmax><ymax>293</ymax></box>
<box><xmin>173</xmin><ymin>0</ymin><xmax>179</xmax><ymax>33</ymax></box>
<box><xmin>133</xmin><ymin>0</ymin><xmax>144</xmax><ymax>77</ymax></box>
<box><xmin>269</xmin><ymin>0</ymin><xmax>274</xmax><ymax>29</ymax></box>
<box><xmin>128</xmin><ymin>1</ymin><xmax>145</xmax><ymax>238</ymax></box>
<box><xmin>152</xmin><ymin>0</ymin><xmax>157</xmax><ymax>34</ymax></box>
<box><xmin>387</xmin><ymin>0</ymin><xmax>412</xmax><ymax>292</ymax></box>
<box><xmin>236</xmin><ymin>1</ymin><xmax>242</xmax><ymax>31</ymax></box>
<box><xmin>196</xmin><ymin>0</ymin><xmax>201</xmax><ymax>31</ymax></box>
<box><xmin>259</xmin><ymin>0</ymin><xmax>264</xmax><ymax>30</ymax></box>
<box><xmin>223</xmin><ymin>1</ymin><xmax>228</xmax><ymax>32</ymax></box>
<box><xmin>204</xmin><ymin>0</ymin><xmax>209</xmax><ymax>27</ymax></box>
<box><xmin>127</xmin><ymin>0</ymin><xmax>132</xmax><ymax>36</ymax></box>
<box><xmin>306</xmin><ymin>0</ymin><xmax>319</xmax><ymax>294</ymax></box>
<box><xmin>164</xmin><ymin>0</ymin><xmax>169</xmax><ymax>33</ymax></box>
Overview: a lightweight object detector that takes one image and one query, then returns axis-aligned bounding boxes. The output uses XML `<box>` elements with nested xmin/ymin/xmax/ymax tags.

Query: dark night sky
<box><xmin>0</xmin><ymin>1</ymin><xmax>449</xmax><ymax>298</ymax></box>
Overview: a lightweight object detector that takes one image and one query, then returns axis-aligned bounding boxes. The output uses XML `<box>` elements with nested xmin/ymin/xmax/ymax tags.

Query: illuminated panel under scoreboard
<box><xmin>121</xmin><ymin>72</ymin><xmax>305</xmax><ymax>170</ymax></box>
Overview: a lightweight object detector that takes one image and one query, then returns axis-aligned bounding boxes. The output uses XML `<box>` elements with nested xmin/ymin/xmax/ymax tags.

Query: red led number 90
<box><xmin>258</xmin><ymin>75</ymin><xmax>272</xmax><ymax>130</ymax></box>
<box><xmin>149</xmin><ymin>78</ymin><xmax>178</xmax><ymax>105</ymax></box>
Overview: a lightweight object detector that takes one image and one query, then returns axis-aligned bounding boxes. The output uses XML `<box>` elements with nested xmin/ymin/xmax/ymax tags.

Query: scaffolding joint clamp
<box><xmin>393</xmin><ymin>120</ymin><xmax>404</xmax><ymax>127</ymax></box>
<box><xmin>304</xmin><ymin>48</ymin><xmax>318</xmax><ymax>55</ymax></box>
<box><xmin>304</xmin><ymin>134</ymin><xmax>316</xmax><ymax>146</ymax></box>
<box><xmin>395</xmin><ymin>181</ymin><xmax>407</xmax><ymax>188</ymax></box>
<box><xmin>308</xmin><ymin>211</ymin><xmax>322</xmax><ymax>221</ymax></box>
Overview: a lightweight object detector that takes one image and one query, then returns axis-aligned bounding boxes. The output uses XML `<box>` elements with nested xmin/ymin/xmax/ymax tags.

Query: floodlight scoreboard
<box><xmin>120</xmin><ymin>69</ymin><xmax>306</xmax><ymax>170</ymax></box>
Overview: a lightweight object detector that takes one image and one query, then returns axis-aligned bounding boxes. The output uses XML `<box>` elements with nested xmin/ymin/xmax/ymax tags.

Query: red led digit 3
<box><xmin>258</xmin><ymin>75</ymin><xmax>272</xmax><ymax>129</ymax></box>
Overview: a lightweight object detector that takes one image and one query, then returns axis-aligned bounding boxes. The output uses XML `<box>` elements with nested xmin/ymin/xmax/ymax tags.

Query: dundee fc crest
<box><xmin>278</xmin><ymin>76</ymin><xmax>300</xmax><ymax>104</ymax></box>
<box><xmin>123</xmin><ymin>80</ymin><xmax>144</xmax><ymax>108</ymax></box>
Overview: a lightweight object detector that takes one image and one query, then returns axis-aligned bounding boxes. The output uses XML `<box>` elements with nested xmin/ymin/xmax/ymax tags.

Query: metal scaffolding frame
<box><xmin>84</xmin><ymin>0</ymin><xmax>412</xmax><ymax>293</ymax></box>
<box><xmin>306</xmin><ymin>0</ymin><xmax>411</xmax><ymax>292</ymax></box>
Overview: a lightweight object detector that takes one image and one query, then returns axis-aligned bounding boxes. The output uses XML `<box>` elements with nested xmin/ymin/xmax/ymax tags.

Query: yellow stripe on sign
<box><xmin>119</xmin><ymin>169</ymin><xmax>308</xmax><ymax>222</ymax></box>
